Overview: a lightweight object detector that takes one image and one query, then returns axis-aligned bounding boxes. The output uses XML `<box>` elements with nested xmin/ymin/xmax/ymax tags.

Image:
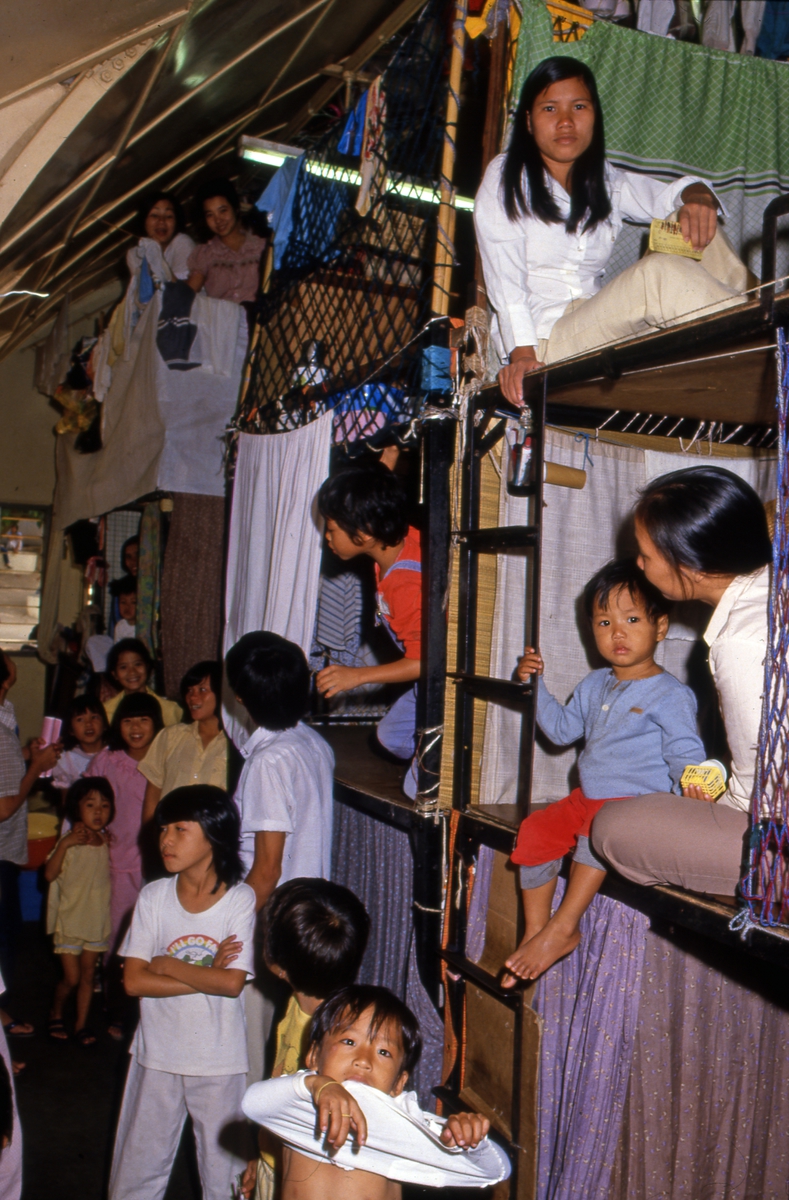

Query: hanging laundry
<box><xmin>741</xmin><ymin>1</ymin><xmax>767</xmax><ymax>54</ymax></box>
<box><xmin>356</xmin><ymin>76</ymin><xmax>387</xmax><ymax>217</ymax></box>
<box><xmin>314</xmin><ymin>570</ymin><xmax>364</xmax><ymax>660</ymax></box>
<box><xmin>160</xmin><ymin>493</ymin><xmax>226</xmax><ymax>699</ymax></box>
<box><xmin>338</xmin><ymin>90</ymin><xmax>368</xmax><ymax>155</ymax></box>
<box><xmin>138</xmin><ymin>257</ymin><xmax>155</xmax><ymax>305</ymax></box>
<box><xmin>256</xmin><ymin>154</ymin><xmax>304</xmax><ymax>270</ymax></box>
<box><xmin>35</xmin><ymin>297</ymin><xmax>71</xmax><ymax>397</ymax></box>
<box><xmin>701</xmin><ymin>0</ymin><xmax>737</xmax><ymax>52</ymax></box>
<box><xmin>156</xmin><ymin>281</ymin><xmax>200</xmax><ymax>370</ymax></box>
<box><xmin>636</xmin><ymin>0</ymin><xmax>675</xmax><ymax>37</ymax></box>
<box><xmin>756</xmin><ymin>0</ymin><xmax>789</xmax><ymax>59</ymax></box>
<box><xmin>136</xmin><ymin>502</ymin><xmax>161</xmax><ymax>659</ymax></box>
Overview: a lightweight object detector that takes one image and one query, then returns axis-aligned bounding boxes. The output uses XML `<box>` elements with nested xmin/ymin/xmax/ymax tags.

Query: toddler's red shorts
<box><xmin>511</xmin><ymin>787</ymin><xmax>631</xmax><ymax>866</ymax></box>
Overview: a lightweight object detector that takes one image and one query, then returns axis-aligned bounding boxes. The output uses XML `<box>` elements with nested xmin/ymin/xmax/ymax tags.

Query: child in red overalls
<box><xmin>316</xmin><ymin>466</ymin><xmax>422</xmax><ymax>798</ymax></box>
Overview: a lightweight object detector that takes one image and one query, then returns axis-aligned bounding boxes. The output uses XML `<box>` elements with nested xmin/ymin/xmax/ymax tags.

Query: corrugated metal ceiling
<box><xmin>0</xmin><ymin>0</ymin><xmax>424</xmax><ymax>356</ymax></box>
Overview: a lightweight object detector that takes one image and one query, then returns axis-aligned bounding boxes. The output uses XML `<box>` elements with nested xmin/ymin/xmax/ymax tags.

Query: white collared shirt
<box><xmin>474</xmin><ymin>155</ymin><xmax>708</xmax><ymax>355</ymax></box>
<box><xmin>234</xmin><ymin>722</ymin><xmax>335</xmax><ymax>878</ymax></box>
<box><xmin>704</xmin><ymin>566</ymin><xmax>770</xmax><ymax>812</ymax></box>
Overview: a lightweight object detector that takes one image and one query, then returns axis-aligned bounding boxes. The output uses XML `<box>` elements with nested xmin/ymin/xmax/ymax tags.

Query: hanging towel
<box><xmin>338</xmin><ymin>90</ymin><xmax>368</xmax><ymax>156</ymax></box>
<box><xmin>223</xmin><ymin>414</ymin><xmax>333</xmax><ymax>746</ymax></box>
<box><xmin>356</xmin><ymin>76</ymin><xmax>387</xmax><ymax>217</ymax></box>
<box><xmin>313</xmin><ymin>570</ymin><xmax>364</xmax><ymax>665</ymax></box>
<box><xmin>257</xmin><ymin>155</ymin><xmax>304</xmax><ymax>271</ymax></box>
<box><xmin>156</xmin><ymin>281</ymin><xmax>200</xmax><ymax>370</ymax></box>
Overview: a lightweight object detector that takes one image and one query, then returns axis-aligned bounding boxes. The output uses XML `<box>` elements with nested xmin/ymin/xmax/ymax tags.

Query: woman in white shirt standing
<box><xmin>592</xmin><ymin>467</ymin><xmax>773</xmax><ymax>896</ymax></box>
<box><xmin>475</xmin><ymin>57</ymin><xmax>750</xmax><ymax>404</ymax></box>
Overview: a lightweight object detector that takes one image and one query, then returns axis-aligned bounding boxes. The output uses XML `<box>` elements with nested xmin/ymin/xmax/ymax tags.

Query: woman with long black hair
<box><xmin>591</xmin><ymin>466</ymin><xmax>773</xmax><ymax>897</ymax></box>
<box><xmin>475</xmin><ymin>57</ymin><xmax>750</xmax><ymax>404</ymax></box>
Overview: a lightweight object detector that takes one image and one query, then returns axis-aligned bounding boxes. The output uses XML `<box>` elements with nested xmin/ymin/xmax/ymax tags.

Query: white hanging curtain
<box><xmin>478</xmin><ymin>428</ymin><xmax>777</xmax><ymax>805</ymax></box>
<box><xmin>222</xmin><ymin>414</ymin><xmax>333</xmax><ymax>745</ymax></box>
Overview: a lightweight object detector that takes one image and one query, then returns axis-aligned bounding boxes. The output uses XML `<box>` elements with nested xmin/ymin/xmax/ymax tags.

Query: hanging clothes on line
<box><xmin>223</xmin><ymin>413</ymin><xmax>333</xmax><ymax>746</ymax></box>
<box><xmin>160</xmin><ymin>493</ymin><xmax>226</xmax><ymax>699</ymax></box>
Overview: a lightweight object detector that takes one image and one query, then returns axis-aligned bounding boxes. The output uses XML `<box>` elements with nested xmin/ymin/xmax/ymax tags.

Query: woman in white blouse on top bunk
<box><xmin>474</xmin><ymin>56</ymin><xmax>751</xmax><ymax>405</ymax></box>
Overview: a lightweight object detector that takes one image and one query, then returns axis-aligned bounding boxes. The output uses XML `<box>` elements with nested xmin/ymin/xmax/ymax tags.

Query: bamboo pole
<box><xmin>430</xmin><ymin>0</ymin><xmax>468</xmax><ymax>317</ymax></box>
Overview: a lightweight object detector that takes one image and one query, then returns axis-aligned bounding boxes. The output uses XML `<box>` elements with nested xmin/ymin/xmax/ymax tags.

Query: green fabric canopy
<box><xmin>510</xmin><ymin>1</ymin><xmax>789</xmax><ymax>282</ymax></box>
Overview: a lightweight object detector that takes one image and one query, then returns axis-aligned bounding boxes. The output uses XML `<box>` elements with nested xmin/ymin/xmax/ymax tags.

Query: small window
<box><xmin>0</xmin><ymin>506</ymin><xmax>47</xmax><ymax>651</ymax></box>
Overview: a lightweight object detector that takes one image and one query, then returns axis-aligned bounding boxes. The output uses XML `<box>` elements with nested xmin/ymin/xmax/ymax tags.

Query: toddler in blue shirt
<box><xmin>503</xmin><ymin>559</ymin><xmax>706</xmax><ymax>984</ymax></box>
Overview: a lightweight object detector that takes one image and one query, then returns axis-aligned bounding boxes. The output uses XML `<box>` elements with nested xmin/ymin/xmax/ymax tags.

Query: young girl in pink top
<box><xmin>86</xmin><ymin>693</ymin><xmax>162</xmax><ymax>1037</ymax></box>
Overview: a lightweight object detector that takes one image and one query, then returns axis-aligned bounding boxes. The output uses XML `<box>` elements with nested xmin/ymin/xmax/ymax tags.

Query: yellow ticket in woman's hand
<box><xmin>648</xmin><ymin>219</ymin><xmax>704</xmax><ymax>262</ymax></box>
<box><xmin>680</xmin><ymin>760</ymin><xmax>727</xmax><ymax>800</ymax></box>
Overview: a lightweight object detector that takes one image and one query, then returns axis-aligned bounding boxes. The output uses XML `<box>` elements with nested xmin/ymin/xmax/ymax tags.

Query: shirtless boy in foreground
<box><xmin>242</xmin><ymin>985</ymin><xmax>510</xmax><ymax>1199</ymax></box>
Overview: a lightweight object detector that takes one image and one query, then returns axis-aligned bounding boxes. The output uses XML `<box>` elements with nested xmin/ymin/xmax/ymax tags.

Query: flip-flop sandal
<box><xmin>3</xmin><ymin>1020</ymin><xmax>34</xmax><ymax>1037</ymax></box>
<box><xmin>107</xmin><ymin>1023</ymin><xmax>124</xmax><ymax>1041</ymax></box>
<box><xmin>75</xmin><ymin>1028</ymin><xmax>97</xmax><ymax>1047</ymax></box>
<box><xmin>48</xmin><ymin>1019</ymin><xmax>68</xmax><ymax>1042</ymax></box>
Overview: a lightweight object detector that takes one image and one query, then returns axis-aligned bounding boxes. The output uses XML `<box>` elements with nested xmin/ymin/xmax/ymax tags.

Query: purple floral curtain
<box><xmin>609</xmin><ymin>924</ymin><xmax>789</xmax><ymax>1199</ymax></box>
<box><xmin>533</xmin><ymin>880</ymin><xmax>650</xmax><ymax>1200</ymax></box>
<box><xmin>331</xmin><ymin>801</ymin><xmax>443</xmax><ymax>1108</ymax></box>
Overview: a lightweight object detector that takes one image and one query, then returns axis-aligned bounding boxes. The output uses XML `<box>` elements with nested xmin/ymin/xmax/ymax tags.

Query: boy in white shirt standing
<box><xmin>225</xmin><ymin>632</ymin><xmax>335</xmax><ymax>1082</ymax></box>
<box><xmin>110</xmin><ymin>785</ymin><xmax>256</xmax><ymax>1200</ymax></box>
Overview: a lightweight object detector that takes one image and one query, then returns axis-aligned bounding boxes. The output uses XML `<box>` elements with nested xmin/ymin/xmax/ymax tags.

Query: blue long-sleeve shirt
<box><xmin>536</xmin><ymin>668</ymin><xmax>705</xmax><ymax>800</ymax></box>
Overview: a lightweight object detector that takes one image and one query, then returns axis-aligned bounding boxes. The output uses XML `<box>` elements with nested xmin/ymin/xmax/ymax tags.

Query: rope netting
<box><xmin>234</xmin><ymin>0</ymin><xmax>449</xmax><ymax>446</ymax></box>
<box><xmin>741</xmin><ymin>328</ymin><xmax>789</xmax><ymax>927</ymax></box>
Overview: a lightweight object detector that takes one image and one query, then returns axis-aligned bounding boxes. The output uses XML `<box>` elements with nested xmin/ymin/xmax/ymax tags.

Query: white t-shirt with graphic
<box><xmin>121</xmin><ymin>875</ymin><xmax>256</xmax><ymax>1076</ymax></box>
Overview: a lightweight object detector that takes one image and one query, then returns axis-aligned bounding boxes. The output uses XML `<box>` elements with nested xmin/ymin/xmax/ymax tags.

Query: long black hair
<box><xmin>180</xmin><ymin>661</ymin><xmax>223</xmax><ymax>728</ymax></box>
<box><xmin>502</xmin><ymin>56</ymin><xmax>611</xmax><ymax>234</ymax></box>
<box><xmin>635</xmin><ymin>467</ymin><xmax>772</xmax><ymax>577</ymax></box>
<box><xmin>108</xmin><ymin>692</ymin><xmax>164</xmax><ymax>750</ymax></box>
<box><xmin>136</xmin><ymin>191</ymin><xmax>187</xmax><ymax>237</ymax></box>
<box><xmin>156</xmin><ymin>785</ymin><xmax>244</xmax><ymax>891</ymax></box>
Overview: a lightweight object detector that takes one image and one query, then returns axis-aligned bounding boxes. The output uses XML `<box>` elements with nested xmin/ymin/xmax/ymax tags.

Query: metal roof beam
<box><xmin>281</xmin><ymin>0</ymin><xmax>427</xmax><ymax>138</ymax></box>
<box><xmin>0</xmin><ymin>1</ymin><xmax>328</xmax><ymax>262</ymax></box>
<box><xmin>0</xmin><ymin>9</ymin><xmax>189</xmax><ymax>111</ymax></box>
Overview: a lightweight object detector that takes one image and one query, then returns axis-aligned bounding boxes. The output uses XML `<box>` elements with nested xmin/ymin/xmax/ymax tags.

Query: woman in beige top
<box><xmin>592</xmin><ymin>466</ymin><xmax>773</xmax><ymax>897</ymax></box>
<box><xmin>140</xmin><ymin>661</ymin><xmax>228</xmax><ymax>826</ymax></box>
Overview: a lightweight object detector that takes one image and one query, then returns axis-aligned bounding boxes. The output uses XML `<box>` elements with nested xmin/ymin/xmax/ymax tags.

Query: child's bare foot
<box><xmin>503</xmin><ymin>922</ymin><xmax>581</xmax><ymax>983</ymax></box>
<box><xmin>501</xmin><ymin>925</ymin><xmax>547</xmax><ymax>988</ymax></box>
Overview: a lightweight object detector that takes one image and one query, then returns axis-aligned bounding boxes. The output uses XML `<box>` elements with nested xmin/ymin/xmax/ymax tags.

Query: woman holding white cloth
<box><xmin>591</xmin><ymin>467</ymin><xmax>773</xmax><ymax>897</ymax></box>
<box><xmin>475</xmin><ymin>57</ymin><xmax>750</xmax><ymax>404</ymax></box>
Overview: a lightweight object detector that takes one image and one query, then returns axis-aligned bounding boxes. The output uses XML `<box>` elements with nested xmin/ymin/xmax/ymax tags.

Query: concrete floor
<box><xmin>9</xmin><ymin>920</ymin><xmax>199</xmax><ymax>1200</ymax></box>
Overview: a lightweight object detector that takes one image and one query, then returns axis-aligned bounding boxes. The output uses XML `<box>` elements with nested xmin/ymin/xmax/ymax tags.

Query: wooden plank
<box><xmin>477</xmin><ymin>847</ymin><xmax>522</xmax><ymax>978</ymax></box>
<box><xmin>514</xmin><ymin>1001</ymin><xmax>542</xmax><ymax>1200</ymax></box>
<box><xmin>542</xmin><ymin>338</ymin><xmax>776</xmax><ymax>424</ymax></box>
<box><xmin>461</xmin><ymin>984</ymin><xmax>516</xmax><ymax>1139</ymax></box>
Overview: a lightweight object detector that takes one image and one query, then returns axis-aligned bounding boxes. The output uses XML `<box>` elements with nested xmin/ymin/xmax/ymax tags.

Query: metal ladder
<box><xmin>450</xmin><ymin>373</ymin><xmax>547</xmax><ymax>817</ymax></box>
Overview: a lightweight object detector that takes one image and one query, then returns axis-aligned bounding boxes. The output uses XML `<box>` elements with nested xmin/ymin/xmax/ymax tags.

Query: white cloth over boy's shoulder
<box><xmin>234</xmin><ymin>722</ymin><xmax>335</xmax><ymax>879</ymax></box>
<box><xmin>242</xmin><ymin>1070</ymin><xmax>511</xmax><ymax>1189</ymax></box>
<box><xmin>121</xmin><ymin>876</ymin><xmax>256</xmax><ymax>1075</ymax></box>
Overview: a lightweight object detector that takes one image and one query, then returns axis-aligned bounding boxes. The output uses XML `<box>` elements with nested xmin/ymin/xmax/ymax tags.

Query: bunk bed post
<box><xmin>408</xmin><ymin>0</ymin><xmax>468</xmax><ymax>1001</ymax></box>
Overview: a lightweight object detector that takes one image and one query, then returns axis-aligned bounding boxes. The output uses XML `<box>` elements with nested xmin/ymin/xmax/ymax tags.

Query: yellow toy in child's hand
<box><xmin>680</xmin><ymin>759</ymin><xmax>727</xmax><ymax>801</ymax></box>
<box><xmin>649</xmin><ymin>219</ymin><xmax>704</xmax><ymax>262</ymax></box>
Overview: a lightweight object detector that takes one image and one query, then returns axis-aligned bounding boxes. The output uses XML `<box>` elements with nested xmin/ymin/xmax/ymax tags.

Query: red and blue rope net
<box><xmin>741</xmin><ymin>327</ymin><xmax>789</xmax><ymax>927</ymax></box>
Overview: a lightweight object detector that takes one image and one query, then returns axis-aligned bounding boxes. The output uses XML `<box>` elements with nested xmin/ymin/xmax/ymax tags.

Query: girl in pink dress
<box><xmin>86</xmin><ymin>693</ymin><xmax>162</xmax><ymax>1037</ymax></box>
